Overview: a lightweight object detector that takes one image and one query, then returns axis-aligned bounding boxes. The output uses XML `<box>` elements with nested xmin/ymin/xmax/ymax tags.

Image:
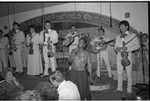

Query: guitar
<box><xmin>64</xmin><ymin>33</ymin><xmax>81</xmax><ymax>47</ymax></box>
<box><xmin>92</xmin><ymin>39</ymin><xmax>115</xmax><ymax>53</ymax></box>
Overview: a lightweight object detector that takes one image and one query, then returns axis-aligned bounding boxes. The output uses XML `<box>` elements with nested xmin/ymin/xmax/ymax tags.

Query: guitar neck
<box><xmin>103</xmin><ymin>39</ymin><xmax>115</xmax><ymax>44</ymax></box>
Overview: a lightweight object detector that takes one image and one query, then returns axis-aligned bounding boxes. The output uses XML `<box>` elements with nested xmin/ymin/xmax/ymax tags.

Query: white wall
<box><xmin>0</xmin><ymin>2</ymin><xmax>148</xmax><ymax>34</ymax></box>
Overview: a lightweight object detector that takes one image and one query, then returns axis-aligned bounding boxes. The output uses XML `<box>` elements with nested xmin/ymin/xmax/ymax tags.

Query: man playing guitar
<box><xmin>91</xmin><ymin>27</ymin><xmax>112</xmax><ymax>78</ymax></box>
<box><xmin>63</xmin><ymin>25</ymin><xmax>82</xmax><ymax>70</ymax></box>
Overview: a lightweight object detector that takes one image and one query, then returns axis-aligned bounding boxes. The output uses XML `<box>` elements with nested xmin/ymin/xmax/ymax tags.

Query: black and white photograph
<box><xmin>0</xmin><ymin>1</ymin><xmax>149</xmax><ymax>100</ymax></box>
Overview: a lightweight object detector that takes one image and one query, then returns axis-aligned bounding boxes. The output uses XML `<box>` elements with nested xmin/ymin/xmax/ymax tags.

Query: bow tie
<box><xmin>120</xmin><ymin>33</ymin><xmax>128</xmax><ymax>38</ymax></box>
<box><xmin>99</xmin><ymin>37</ymin><xmax>103</xmax><ymax>40</ymax></box>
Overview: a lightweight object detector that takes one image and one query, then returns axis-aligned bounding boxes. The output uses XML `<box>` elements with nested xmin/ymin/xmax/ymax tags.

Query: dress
<box><xmin>69</xmin><ymin>48</ymin><xmax>91</xmax><ymax>100</ymax></box>
<box><xmin>27</xmin><ymin>33</ymin><xmax>43</xmax><ymax>75</ymax></box>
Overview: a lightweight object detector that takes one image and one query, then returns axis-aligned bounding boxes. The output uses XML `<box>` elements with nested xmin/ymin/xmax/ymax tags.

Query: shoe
<box><xmin>113</xmin><ymin>88</ymin><xmax>123</xmax><ymax>92</ymax></box>
<box><xmin>40</xmin><ymin>75</ymin><xmax>48</xmax><ymax>78</ymax></box>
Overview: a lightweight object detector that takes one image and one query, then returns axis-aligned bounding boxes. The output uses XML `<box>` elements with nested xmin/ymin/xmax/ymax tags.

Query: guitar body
<box><xmin>64</xmin><ymin>34</ymin><xmax>78</xmax><ymax>47</ymax></box>
<box><xmin>92</xmin><ymin>40</ymin><xmax>107</xmax><ymax>53</ymax></box>
<box><xmin>47</xmin><ymin>44</ymin><xmax>54</xmax><ymax>58</ymax></box>
<box><xmin>65</xmin><ymin>36</ymin><xmax>75</xmax><ymax>47</ymax></box>
<box><xmin>121</xmin><ymin>50</ymin><xmax>130</xmax><ymax>67</ymax></box>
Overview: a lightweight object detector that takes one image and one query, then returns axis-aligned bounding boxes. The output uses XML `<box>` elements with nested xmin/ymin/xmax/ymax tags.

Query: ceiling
<box><xmin>0</xmin><ymin>2</ymin><xmax>66</xmax><ymax>17</ymax></box>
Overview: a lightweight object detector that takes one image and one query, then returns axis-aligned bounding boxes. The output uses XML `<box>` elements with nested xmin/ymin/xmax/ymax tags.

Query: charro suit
<box><xmin>115</xmin><ymin>31</ymin><xmax>140</xmax><ymax>93</ymax></box>
<box><xmin>40</xmin><ymin>29</ymin><xmax>58</xmax><ymax>75</ymax></box>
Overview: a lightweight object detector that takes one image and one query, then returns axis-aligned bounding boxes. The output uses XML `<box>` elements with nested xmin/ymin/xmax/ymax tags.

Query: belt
<box><xmin>72</xmin><ymin>67</ymin><xmax>85</xmax><ymax>71</ymax></box>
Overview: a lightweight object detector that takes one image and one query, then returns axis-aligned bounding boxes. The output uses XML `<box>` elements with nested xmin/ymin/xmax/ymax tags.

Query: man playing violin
<box><xmin>115</xmin><ymin>20</ymin><xmax>140</xmax><ymax>94</ymax></box>
<box><xmin>39</xmin><ymin>20</ymin><xmax>58</xmax><ymax>77</ymax></box>
<box><xmin>91</xmin><ymin>27</ymin><xmax>112</xmax><ymax>78</ymax></box>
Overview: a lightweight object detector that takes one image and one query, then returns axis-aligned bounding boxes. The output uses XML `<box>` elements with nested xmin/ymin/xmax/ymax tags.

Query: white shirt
<box><xmin>13</xmin><ymin>30</ymin><xmax>25</xmax><ymax>45</ymax></box>
<box><xmin>57</xmin><ymin>80</ymin><xmax>80</xmax><ymax>101</ymax></box>
<box><xmin>40</xmin><ymin>29</ymin><xmax>58</xmax><ymax>45</ymax></box>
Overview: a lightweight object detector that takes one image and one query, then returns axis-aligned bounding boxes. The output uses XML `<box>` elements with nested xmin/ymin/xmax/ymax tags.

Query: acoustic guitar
<box><xmin>64</xmin><ymin>33</ymin><xmax>80</xmax><ymax>47</ymax></box>
<box><xmin>92</xmin><ymin>39</ymin><xmax>115</xmax><ymax>53</ymax></box>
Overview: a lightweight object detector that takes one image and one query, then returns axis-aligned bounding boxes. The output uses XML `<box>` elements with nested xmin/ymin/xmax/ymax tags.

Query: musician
<box><xmin>115</xmin><ymin>20</ymin><xmax>140</xmax><ymax>94</ymax></box>
<box><xmin>0</xmin><ymin>30</ymin><xmax>9</xmax><ymax>72</ymax></box>
<box><xmin>12</xmin><ymin>22</ymin><xmax>25</xmax><ymax>75</ymax></box>
<box><xmin>91</xmin><ymin>27</ymin><xmax>112</xmax><ymax>78</ymax></box>
<box><xmin>6</xmin><ymin>30</ymin><xmax>16</xmax><ymax>69</ymax></box>
<box><xmin>136</xmin><ymin>33</ymin><xmax>149</xmax><ymax>83</ymax></box>
<box><xmin>39</xmin><ymin>20</ymin><xmax>58</xmax><ymax>77</ymax></box>
<box><xmin>64</xmin><ymin>25</ymin><xmax>81</xmax><ymax>53</ymax></box>
<box><xmin>26</xmin><ymin>25</ymin><xmax>43</xmax><ymax>76</ymax></box>
<box><xmin>63</xmin><ymin>25</ymin><xmax>81</xmax><ymax>70</ymax></box>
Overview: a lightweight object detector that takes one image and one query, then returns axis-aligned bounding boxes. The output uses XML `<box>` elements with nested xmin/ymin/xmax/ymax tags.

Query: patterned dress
<box><xmin>69</xmin><ymin>48</ymin><xmax>91</xmax><ymax>100</ymax></box>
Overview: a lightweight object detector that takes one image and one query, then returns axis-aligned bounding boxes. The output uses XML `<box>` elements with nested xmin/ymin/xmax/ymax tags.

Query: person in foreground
<box><xmin>34</xmin><ymin>81</ymin><xmax>59</xmax><ymax>100</ymax></box>
<box><xmin>68</xmin><ymin>37</ymin><xmax>93</xmax><ymax>100</ymax></box>
<box><xmin>0</xmin><ymin>67</ymin><xmax>24</xmax><ymax>100</ymax></box>
<box><xmin>49</xmin><ymin>70</ymin><xmax>80</xmax><ymax>101</ymax></box>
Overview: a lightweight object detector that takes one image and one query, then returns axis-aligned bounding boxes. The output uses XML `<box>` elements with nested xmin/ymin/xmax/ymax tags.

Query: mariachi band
<box><xmin>0</xmin><ymin>20</ymin><xmax>147</xmax><ymax>95</ymax></box>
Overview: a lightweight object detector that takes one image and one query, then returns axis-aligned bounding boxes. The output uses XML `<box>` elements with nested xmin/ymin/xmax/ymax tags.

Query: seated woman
<box><xmin>0</xmin><ymin>68</ymin><xmax>24</xmax><ymax>100</ymax></box>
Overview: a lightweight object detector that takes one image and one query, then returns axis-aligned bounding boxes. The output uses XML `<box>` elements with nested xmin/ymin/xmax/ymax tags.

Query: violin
<box><xmin>28</xmin><ymin>42</ymin><xmax>34</xmax><ymax>55</ymax></box>
<box><xmin>120</xmin><ymin>48</ymin><xmax>130</xmax><ymax>67</ymax></box>
<box><xmin>47</xmin><ymin>37</ymin><xmax>54</xmax><ymax>58</ymax></box>
<box><xmin>119</xmin><ymin>34</ymin><xmax>138</xmax><ymax>67</ymax></box>
<box><xmin>28</xmin><ymin>34</ymin><xmax>34</xmax><ymax>55</ymax></box>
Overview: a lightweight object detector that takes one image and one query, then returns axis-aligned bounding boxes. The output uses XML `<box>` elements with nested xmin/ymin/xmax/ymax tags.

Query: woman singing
<box><xmin>68</xmin><ymin>37</ymin><xmax>93</xmax><ymax>100</ymax></box>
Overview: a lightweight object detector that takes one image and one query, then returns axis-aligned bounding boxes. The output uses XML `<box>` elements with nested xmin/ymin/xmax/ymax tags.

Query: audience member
<box><xmin>49</xmin><ymin>70</ymin><xmax>80</xmax><ymax>100</ymax></box>
<box><xmin>34</xmin><ymin>81</ymin><xmax>59</xmax><ymax>100</ymax></box>
<box><xmin>0</xmin><ymin>67</ymin><xmax>24</xmax><ymax>100</ymax></box>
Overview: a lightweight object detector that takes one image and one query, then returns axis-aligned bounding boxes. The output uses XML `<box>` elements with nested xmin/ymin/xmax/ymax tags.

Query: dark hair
<box><xmin>70</xmin><ymin>24</ymin><xmax>76</xmax><ymax>29</ymax></box>
<box><xmin>1</xmin><ymin>68</ymin><xmax>13</xmax><ymax>79</ymax></box>
<box><xmin>119</xmin><ymin>20</ymin><xmax>130</xmax><ymax>31</ymax></box>
<box><xmin>13</xmin><ymin>22</ymin><xmax>20</xmax><ymax>27</ymax></box>
<box><xmin>0</xmin><ymin>30</ymin><xmax>3</xmax><ymax>33</ymax></box>
<box><xmin>98</xmin><ymin>27</ymin><xmax>105</xmax><ymax>33</ymax></box>
<box><xmin>44</xmin><ymin>20</ymin><xmax>52</xmax><ymax>25</ymax></box>
<box><xmin>49</xmin><ymin>70</ymin><xmax>64</xmax><ymax>83</ymax></box>
<box><xmin>79</xmin><ymin>37</ymin><xmax>87</xmax><ymax>49</ymax></box>
<box><xmin>29</xmin><ymin>25</ymin><xmax>36</xmax><ymax>32</ymax></box>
